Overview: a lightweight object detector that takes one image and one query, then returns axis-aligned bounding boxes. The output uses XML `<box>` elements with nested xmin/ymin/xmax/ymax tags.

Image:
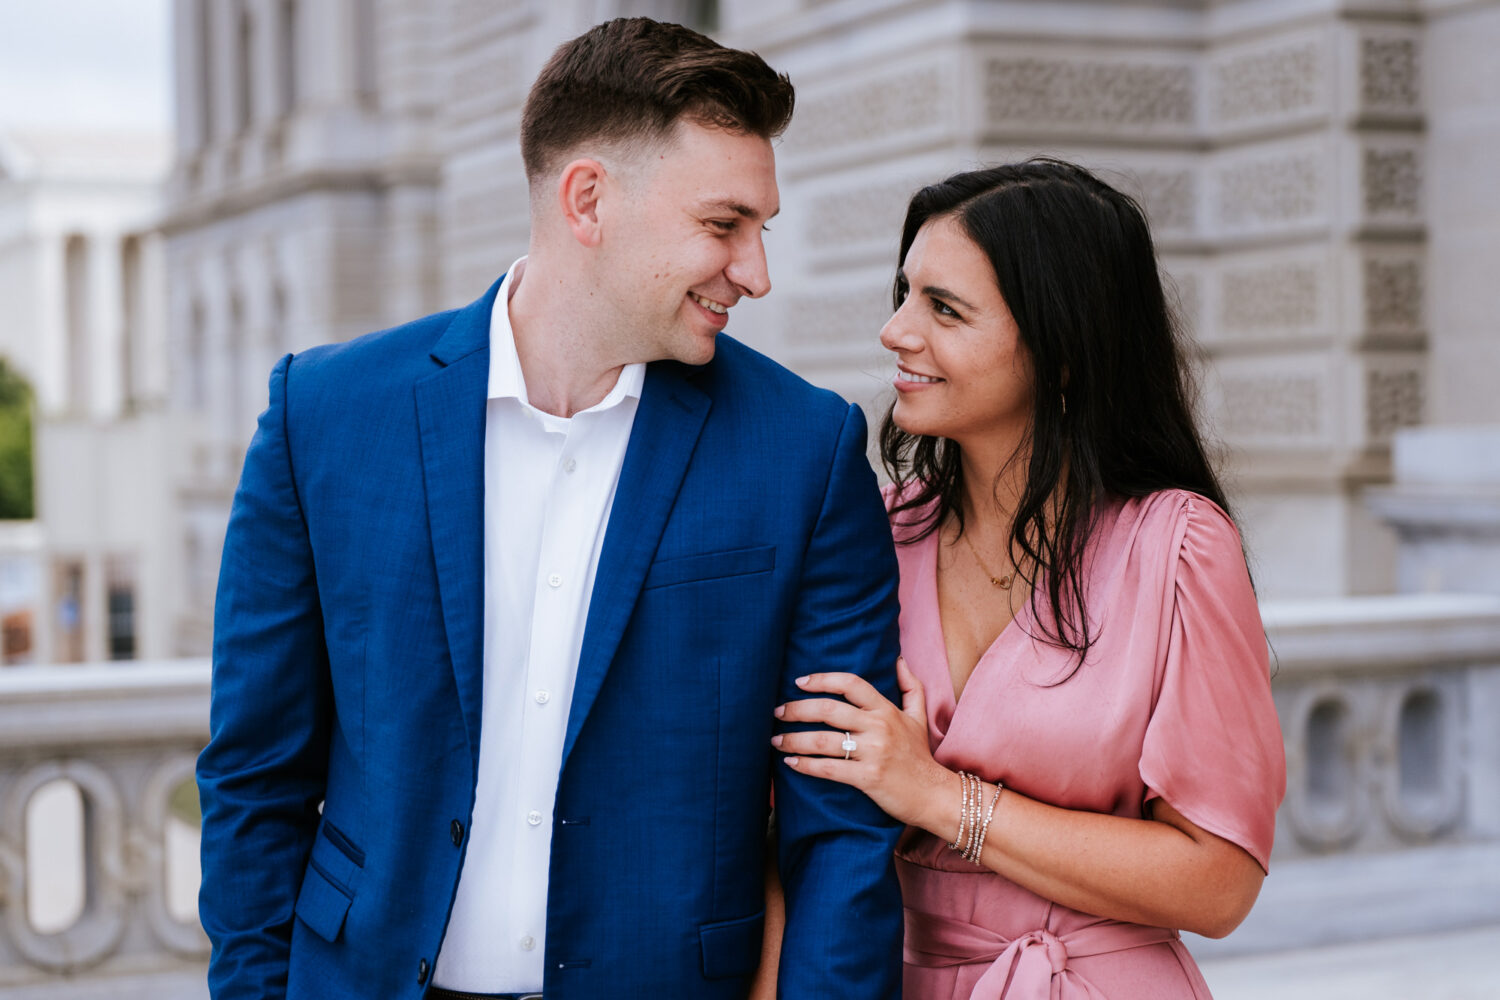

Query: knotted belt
<box><xmin>904</xmin><ymin>906</ymin><xmax>1179</xmax><ymax>999</ymax></box>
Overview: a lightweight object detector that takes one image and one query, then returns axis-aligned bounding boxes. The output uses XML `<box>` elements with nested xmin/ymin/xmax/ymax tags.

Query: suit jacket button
<box><xmin>451</xmin><ymin>819</ymin><xmax>464</xmax><ymax>847</ymax></box>
<box><xmin>417</xmin><ymin>958</ymin><xmax>430</xmax><ymax>985</ymax></box>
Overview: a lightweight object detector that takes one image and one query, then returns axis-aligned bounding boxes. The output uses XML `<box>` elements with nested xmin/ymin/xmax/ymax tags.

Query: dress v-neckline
<box><xmin>923</xmin><ymin>529</ymin><xmax>1031</xmax><ymax>739</ymax></box>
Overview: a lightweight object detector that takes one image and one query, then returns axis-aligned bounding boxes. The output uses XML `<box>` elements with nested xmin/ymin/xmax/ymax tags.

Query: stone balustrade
<box><xmin>4</xmin><ymin>594</ymin><xmax>1500</xmax><ymax>991</ymax></box>
<box><xmin>0</xmin><ymin>661</ymin><xmax>210</xmax><ymax>999</ymax></box>
<box><xmin>1191</xmin><ymin>592</ymin><xmax>1500</xmax><ymax>958</ymax></box>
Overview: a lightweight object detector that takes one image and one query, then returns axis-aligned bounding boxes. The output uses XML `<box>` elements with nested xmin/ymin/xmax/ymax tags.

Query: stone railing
<box><xmin>1192</xmin><ymin>593</ymin><xmax>1500</xmax><ymax>957</ymax></box>
<box><xmin>0</xmin><ymin>661</ymin><xmax>210</xmax><ymax>999</ymax></box>
<box><xmin>3</xmin><ymin>595</ymin><xmax>1500</xmax><ymax>989</ymax></box>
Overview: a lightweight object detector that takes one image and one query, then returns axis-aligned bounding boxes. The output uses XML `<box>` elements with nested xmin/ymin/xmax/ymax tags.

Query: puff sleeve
<box><xmin>1138</xmin><ymin>496</ymin><xmax>1287</xmax><ymax>871</ymax></box>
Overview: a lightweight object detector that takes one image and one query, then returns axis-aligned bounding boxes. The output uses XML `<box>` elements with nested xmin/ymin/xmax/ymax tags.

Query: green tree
<box><xmin>0</xmin><ymin>360</ymin><xmax>34</xmax><ymax>520</ymax></box>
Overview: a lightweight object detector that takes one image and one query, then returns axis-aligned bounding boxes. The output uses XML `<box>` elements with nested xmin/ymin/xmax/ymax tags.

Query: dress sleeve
<box><xmin>1138</xmin><ymin>496</ymin><xmax>1287</xmax><ymax>871</ymax></box>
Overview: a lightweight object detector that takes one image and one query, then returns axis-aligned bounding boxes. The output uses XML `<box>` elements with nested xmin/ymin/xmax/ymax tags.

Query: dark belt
<box><xmin>427</xmin><ymin>989</ymin><xmax>542</xmax><ymax>1000</ymax></box>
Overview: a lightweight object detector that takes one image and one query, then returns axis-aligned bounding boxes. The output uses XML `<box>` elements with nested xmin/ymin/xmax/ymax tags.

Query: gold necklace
<box><xmin>958</xmin><ymin>527</ymin><xmax>1013</xmax><ymax>590</ymax></box>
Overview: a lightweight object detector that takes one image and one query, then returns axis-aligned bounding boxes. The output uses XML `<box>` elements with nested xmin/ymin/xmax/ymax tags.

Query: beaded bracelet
<box><xmin>949</xmin><ymin>770</ymin><xmax>973</xmax><ymax>851</ymax></box>
<box><xmin>964</xmin><ymin>779</ymin><xmax>1003</xmax><ymax>865</ymax></box>
<box><xmin>949</xmin><ymin>771</ymin><xmax>1004</xmax><ymax>865</ymax></box>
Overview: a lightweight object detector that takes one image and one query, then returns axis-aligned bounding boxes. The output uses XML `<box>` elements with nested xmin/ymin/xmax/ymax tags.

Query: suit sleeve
<box><xmin>196</xmin><ymin>354</ymin><xmax>332</xmax><ymax>1000</ymax></box>
<box><xmin>773</xmin><ymin>402</ymin><xmax>905</xmax><ymax>999</ymax></box>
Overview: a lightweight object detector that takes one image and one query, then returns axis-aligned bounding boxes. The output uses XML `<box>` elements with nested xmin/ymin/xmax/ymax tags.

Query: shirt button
<box><xmin>527</xmin><ymin>810</ymin><xmax>543</xmax><ymax>826</ymax></box>
<box><xmin>564</xmin><ymin>458</ymin><xmax>577</xmax><ymax>473</ymax></box>
<box><xmin>535</xmin><ymin>689</ymin><xmax>550</xmax><ymax>704</ymax></box>
<box><xmin>450</xmin><ymin>819</ymin><xmax>464</xmax><ymax>847</ymax></box>
<box><xmin>548</xmin><ymin>573</ymin><xmax>562</xmax><ymax>588</ymax></box>
<box><xmin>416</xmin><ymin>958</ymin><xmax>430</xmax><ymax>985</ymax></box>
<box><xmin>520</xmin><ymin>935</ymin><xmax>536</xmax><ymax>951</ymax></box>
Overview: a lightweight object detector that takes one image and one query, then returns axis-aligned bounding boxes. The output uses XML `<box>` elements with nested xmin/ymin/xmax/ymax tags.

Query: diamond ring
<box><xmin>842</xmin><ymin>733</ymin><xmax>857</xmax><ymax>759</ymax></box>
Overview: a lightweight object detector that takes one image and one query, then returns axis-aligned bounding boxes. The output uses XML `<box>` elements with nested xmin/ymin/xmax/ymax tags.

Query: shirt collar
<box><xmin>487</xmin><ymin>256</ymin><xmax>646</xmax><ymax>413</ymax></box>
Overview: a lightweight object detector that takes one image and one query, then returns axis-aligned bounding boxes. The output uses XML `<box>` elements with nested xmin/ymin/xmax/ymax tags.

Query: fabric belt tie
<box><xmin>904</xmin><ymin>906</ymin><xmax>1178</xmax><ymax>1000</ymax></box>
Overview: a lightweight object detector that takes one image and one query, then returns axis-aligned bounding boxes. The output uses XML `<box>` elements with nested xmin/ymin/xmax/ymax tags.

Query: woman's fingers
<box><xmin>793</xmin><ymin>671</ymin><xmax>886</xmax><ymax>710</ymax></box>
<box><xmin>773</xmin><ymin>729</ymin><xmax>863</xmax><ymax>759</ymax></box>
<box><xmin>780</xmin><ymin>754</ymin><xmax>859</xmax><ymax>787</ymax></box>
<box><xmin>896</xmin><ymin>656</ymin><xmax>927</xmax><ymax>724</ymax></box>
<box><xmin>774</xmin><ymin>696</ymin><xmax>862</xmax><ymax>730</ymax></box>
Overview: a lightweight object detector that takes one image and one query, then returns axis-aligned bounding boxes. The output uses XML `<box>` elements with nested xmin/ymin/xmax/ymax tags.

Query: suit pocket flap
<box><xmin>644</xmin><ymin>545</ymin><xmax>775</xmax><ymax>591</ymax></box>
<box><xmin>294</xmin><ymin>860</ymin><xmax>353</xmax><ymax>943</ymax></box>
<box><xmin>699</xmin><ymin>910</ymin><xmax>765</xmax><ymax>980</ymax></box>
<box><xmin>310</xmin><ymin>821</ymin><xmax>363</xmax><ymax>890</ymax></box>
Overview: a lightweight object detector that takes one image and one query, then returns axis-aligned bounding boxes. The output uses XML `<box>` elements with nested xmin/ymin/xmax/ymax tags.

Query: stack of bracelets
<box><xmin>948</xmin><ymin>771</ymin><xmax>1002</xmax><ymax>866</ymax></box>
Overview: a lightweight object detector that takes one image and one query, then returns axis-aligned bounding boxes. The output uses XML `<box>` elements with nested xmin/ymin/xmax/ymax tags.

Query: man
<box><xmin>198</xmin><ymin>17</ymin><xmax>903</xmax><ymax>1000</ymax></box>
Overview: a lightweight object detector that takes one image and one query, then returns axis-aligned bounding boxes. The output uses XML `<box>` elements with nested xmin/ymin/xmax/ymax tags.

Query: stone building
<box><xmin>0</xmin><ymin>127</ymin><xmax>170</xmax><ymax>665</ymax></box>
<box><xmin>160</xmin><ymin>0</ymin><xmax>1500</xmax><ymax>946</ymax></box>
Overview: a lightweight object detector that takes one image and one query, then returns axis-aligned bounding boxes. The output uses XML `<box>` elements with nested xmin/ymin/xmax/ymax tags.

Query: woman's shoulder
<box><xmin>1112</xmin><ymin>488</ymin><xmax>1240</xmax><ymax>543</ymax></box>
<box><xmin>1101</xmin><ymin>489</ymin><xmax>1249</xmax><ymax>589</ymax></box>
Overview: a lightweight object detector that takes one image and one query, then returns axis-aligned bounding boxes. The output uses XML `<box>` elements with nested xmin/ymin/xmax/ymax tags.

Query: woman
<box><xmin>770</xmin><ymin>160</ymin><xmax>1286</xmax><ymax>998</ymax></box>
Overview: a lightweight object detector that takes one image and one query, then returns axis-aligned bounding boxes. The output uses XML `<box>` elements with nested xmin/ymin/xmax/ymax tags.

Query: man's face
<box><xmin>600</xmin><ymin>121</ymin><xmax>780</xmax><ymax>366</ymax></box>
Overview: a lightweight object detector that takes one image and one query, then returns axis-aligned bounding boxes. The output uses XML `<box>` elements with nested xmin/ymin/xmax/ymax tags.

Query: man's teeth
<box><xmin>897</xmin><ymin>370</ymin><xmax>942</xmax><ymax>383</ymax></box>
<box><xmin>691</xmin><ymin>293</ymin><xmax>727</xmax><ymax>315</ymax></box>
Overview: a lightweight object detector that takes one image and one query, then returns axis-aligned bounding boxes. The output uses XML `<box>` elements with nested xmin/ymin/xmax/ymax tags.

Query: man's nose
<box><xmin>727</xmin><ymin>232</ymin><xmax>772</xmax><ymax>299</ymax></box>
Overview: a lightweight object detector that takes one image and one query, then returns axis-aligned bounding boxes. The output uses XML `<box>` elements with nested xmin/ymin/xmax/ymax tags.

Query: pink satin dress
<box><xmin>890</xmin><ymin>489</ymin><xmax>1286</xmax><ymax>1000</ymax></box>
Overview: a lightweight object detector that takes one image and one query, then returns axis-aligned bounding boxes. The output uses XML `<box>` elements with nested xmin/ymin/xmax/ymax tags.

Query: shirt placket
<box><xmin>511</xmin><ymin>414</ymin><xmax>591</xmax><ymax>969</ymax></box>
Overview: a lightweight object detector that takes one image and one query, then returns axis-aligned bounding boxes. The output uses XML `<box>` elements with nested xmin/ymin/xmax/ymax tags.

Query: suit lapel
<box><xmin>414</xmin><ymin>280</ymin><xmax>498</xmax><ymax>771</ymax></box>
<box><xmin>562</xmin><ymin>363</ymin><xmax>711</xmax><ymax>768</ymax></box>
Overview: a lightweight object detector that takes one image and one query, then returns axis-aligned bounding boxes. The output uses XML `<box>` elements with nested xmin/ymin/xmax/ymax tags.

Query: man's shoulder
<box><xmin>289</xmin><ymin>305</ymin><xmax>468</xmax><ymax>386</ymax></box>
<box><xmin>699</xmin><ymin>334</ymin><xmax>848</xmax><ymax>418</ymax></box>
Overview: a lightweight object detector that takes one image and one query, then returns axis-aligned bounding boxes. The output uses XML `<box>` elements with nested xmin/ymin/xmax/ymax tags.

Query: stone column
<box><xmin>88</xmin><ymin>234</ymin><xmax>126</xmax><ymax>421</ymax></box>
<box><xmin>34</xmin><ymin>233</ymin><xmax>68</xmax><ymax>419</ymax></box>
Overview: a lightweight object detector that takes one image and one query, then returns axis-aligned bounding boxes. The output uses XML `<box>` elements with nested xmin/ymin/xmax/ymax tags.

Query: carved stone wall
<box><xmin>983</xmin><ymin>54</ymin><xmax>1196</xmax><ymax>134</ymax></box>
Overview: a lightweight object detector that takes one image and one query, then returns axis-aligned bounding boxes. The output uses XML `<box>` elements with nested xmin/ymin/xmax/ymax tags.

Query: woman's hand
<box><xmin>773</xmin><ymin>657</ymin><xmax>956</xmax><ymax>829</ymax></box>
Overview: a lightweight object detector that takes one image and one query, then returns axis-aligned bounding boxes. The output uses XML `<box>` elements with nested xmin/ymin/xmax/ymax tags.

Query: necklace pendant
<box><xmin>993</xmin><ymin>574</ymin><xmax>1013</xmax><ymax>590</ymax></box>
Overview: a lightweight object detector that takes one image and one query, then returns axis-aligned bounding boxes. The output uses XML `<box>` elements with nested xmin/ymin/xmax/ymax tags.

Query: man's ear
<box><xmin>556</xmin><ymin>158</ymin><xmax>607</xmax><ymax>248</ymax></box>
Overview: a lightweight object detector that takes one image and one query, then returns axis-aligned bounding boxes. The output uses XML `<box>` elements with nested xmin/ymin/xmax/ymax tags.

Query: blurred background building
<box><xmin>2</xmin><ymin>0</ymin><xmax>1499</xmax><ymax>997</ymax></box>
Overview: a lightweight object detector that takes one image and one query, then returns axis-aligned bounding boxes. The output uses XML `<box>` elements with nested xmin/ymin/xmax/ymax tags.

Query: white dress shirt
<box><xmin>434</xmin><ymin>258</ymin><xmax>644</xmax><ymax>991</ymax></box>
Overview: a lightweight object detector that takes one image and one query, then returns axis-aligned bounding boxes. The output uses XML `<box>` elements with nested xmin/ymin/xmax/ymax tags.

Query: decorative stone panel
<box><xmin>1365</xmin><ymin>363</ymin><xmax>1424</xmax><ymax>441</ymax></box>
<box><xmin>1221</xmin><ymin>259</ymin><xmax>1323</xmax><ymax>336</ymax></box>
<box><xmin>1218</xmin><ymin>368</ymin><xmax>1325</xmax><ymax>442</ymax></box>
<box><xmin>983</xmin><ymin>56</ymin><xmax>1195</xmax><ymax>134</ymax></box>
<box><xmin>1362</xmin><ymin>143</ymin><xmax>1422</xmax><ymax>221</ymax></box>
<box><xmin>1209</xmin><ymin>35</ymin><xmax>1326</xmax><ymax>131</ymax></box>
<box><xmin>1359</xmin><ymin>32</ymin><xmax>1421</xmax><ymax>115</ymax></box>
<box><xmin>1127</xmin><ymin>167</ymin><xmax>1198</xmax><ymax>235</ymax></box>
<box><xmin>804</xmin><ymin>177</ymin><xmax>925</xmax><ymax>257</ymax></box>
<box><xmin>788</xmin><ymin>64</ymin><xmax>950</xmax><ymax>159</ymax></box>
<box><xmin>1362</xmin><ymin>252</ymin><xmax>1424</xmax><ymax>333</ymax></box>
<box><xmin>1213</xmin><ymin>144</ymin><xmax>1325</xmax><ymax>235</ymax></box>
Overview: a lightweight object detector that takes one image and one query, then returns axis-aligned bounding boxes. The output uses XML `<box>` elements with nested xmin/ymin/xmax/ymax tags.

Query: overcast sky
<box><xmin>0</xmin><ymin>1</ymin><xmax>171</xmax><ymax>133</ymax></box>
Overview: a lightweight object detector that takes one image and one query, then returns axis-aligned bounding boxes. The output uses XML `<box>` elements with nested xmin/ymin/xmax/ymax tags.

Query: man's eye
<box><xmin>708</xmin><ymin>219</ymin><xmax>736</xmax><ymax>232</ymax></box>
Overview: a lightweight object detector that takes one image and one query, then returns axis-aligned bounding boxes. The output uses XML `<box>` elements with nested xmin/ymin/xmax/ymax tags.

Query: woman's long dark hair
<box><xmin>881</xmin><ymin>158</ymin><xmax>1231</xmax><ymax>672</ymax></box>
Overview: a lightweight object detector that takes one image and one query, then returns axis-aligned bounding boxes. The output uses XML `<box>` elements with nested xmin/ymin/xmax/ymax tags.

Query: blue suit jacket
<box><xmin>197</xmin><ymin>277</ymin><xmax>905</xmax><ymax>999</ymax></box>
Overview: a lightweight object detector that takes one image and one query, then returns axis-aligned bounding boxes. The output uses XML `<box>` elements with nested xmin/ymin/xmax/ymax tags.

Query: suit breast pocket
<box><xmin>642</xmin><ymin>545</ymin><xmax>776</xmax><ymax>591</ymax></box>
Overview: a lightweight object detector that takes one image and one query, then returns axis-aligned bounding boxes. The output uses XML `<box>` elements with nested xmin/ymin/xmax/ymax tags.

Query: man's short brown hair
<box><xmin>520</xmin><ymin>17</ymin><xmax>795</xmax><ymax>181</ymax></box>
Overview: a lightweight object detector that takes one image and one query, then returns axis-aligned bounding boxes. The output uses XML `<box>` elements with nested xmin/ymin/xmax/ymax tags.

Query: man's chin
<box><xmin>672</xmin><ymin>334</ymin><xmax>719</xmax><ymax>367</ymax></box>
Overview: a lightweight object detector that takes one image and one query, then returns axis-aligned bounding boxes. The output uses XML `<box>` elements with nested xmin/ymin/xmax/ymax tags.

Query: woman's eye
<box><xmin>934</xmin><ymin>299</ymin><xmax>958</xmax><ymax>318</ymax></box>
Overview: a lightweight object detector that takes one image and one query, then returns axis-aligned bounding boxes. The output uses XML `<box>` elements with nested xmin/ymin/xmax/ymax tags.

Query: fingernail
<box><xmin>771</xmin><ymin>735</ymin><xmax>783</xmax><ymax>747</ymax></box>
<box><xmin>795</xmin><ymin>676</ymin><xmax>810</xmax><ymax>687</ymax></box>
<box><xmin>773</xmin><ymin>705</ymin><xmax>785</xmax><ymax>718</ymax></box>
<box><xmin>784</xmin><ymin>757</ymin><xmax>799</xmax><ymax>766</ymax></box>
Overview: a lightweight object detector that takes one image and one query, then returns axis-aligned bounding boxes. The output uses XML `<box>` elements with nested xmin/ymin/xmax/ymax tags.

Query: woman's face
<box><xmin>880</xmin><ymin>214</ymin><xmax>1035</xmax><ymax>447</ymax></box>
